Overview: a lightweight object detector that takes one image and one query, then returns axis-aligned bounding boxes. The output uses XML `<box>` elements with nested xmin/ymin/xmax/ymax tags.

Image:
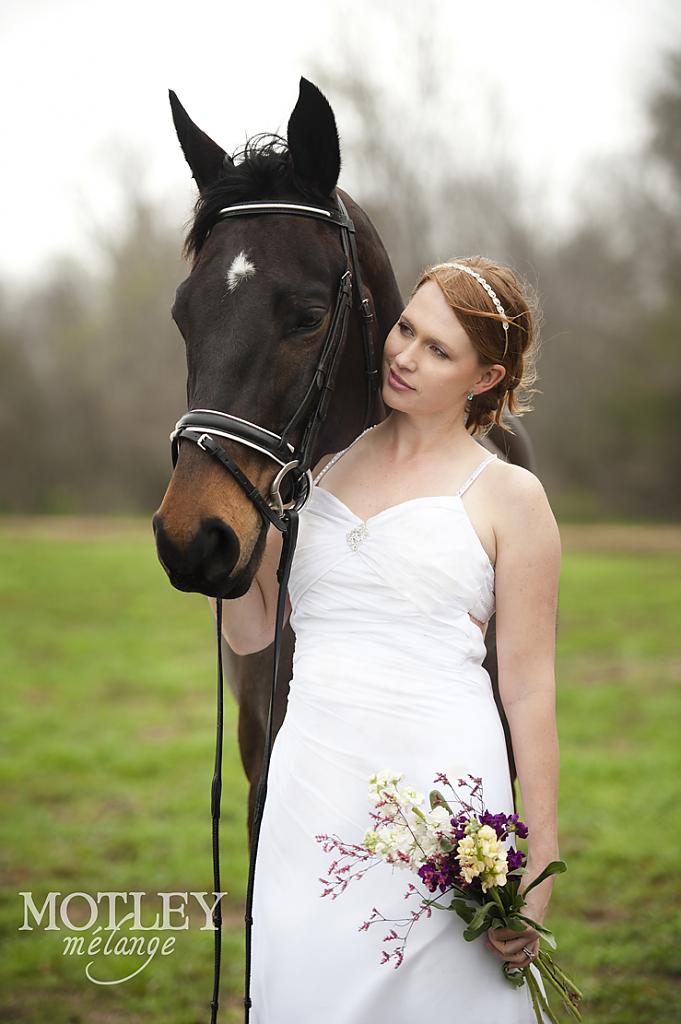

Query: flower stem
<box><xmin>526</xmin><ymin>966</ymin><xmax>561</xmax><ymax>1024</ymax></box>
<box><xmin>536</xmin><ymin>959</ymin><xmax>574</xmax><ymax>1019</ymax></box>
<box><xmin>542</xmin><ymin>951</ymin><xmax>584</xmax><ymax>1000</ymax></box>
<box><xmin>489</xmin><ymin>885</ymin><xmax>507</xmax><ymax>920</ymax></box>
<box><xmin>536</xmin><ymin>954</ymin><xmax>582</xmax><ymax>1022</ymax></box>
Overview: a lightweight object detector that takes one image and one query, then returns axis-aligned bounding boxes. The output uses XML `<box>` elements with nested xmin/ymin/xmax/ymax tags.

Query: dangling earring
<box><xmin>466</xmin><ymin>391</ymin><xmax>474</xmax><ymax>401</ymax></box>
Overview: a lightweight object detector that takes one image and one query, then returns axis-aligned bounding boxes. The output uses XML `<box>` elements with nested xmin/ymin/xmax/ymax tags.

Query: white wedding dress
<box><xmin>249</xmin><ymin>426</ymin><xmax>547</xmax><ymax>1022</ymax></box>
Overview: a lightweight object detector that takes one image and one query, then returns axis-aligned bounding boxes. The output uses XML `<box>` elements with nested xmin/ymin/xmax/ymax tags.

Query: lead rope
<box><xmin>208</xmin><ymin>512</ymin><xmax>300</xmax><ymax>1022</ymax></box>
<box><xmin>210</xmin><ymin>597</ymin><xmax>225</xmax><ymax>1024</ymax></box>
<box><xmin>242</xmin><ymin>510</ymin><xmax>299</xmax><ymax>1020</ymax></box>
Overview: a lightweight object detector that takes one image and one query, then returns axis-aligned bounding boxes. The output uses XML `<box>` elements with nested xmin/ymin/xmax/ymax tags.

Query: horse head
<box><xmin>152</xmin><ymin>76</ymin><xmax>401</xmax><ymax>598</ymax></box>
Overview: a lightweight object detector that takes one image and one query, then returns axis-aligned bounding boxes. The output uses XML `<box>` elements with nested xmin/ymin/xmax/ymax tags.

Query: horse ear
<box><xmin>168</xmin><ymin>89</ymin><xmax>233</xmax><ymax>191</ymax></box>
<box><xmin>286</xmin><ymin>77</ymin><xmax>341</xmax><ymax>197</ymax></box>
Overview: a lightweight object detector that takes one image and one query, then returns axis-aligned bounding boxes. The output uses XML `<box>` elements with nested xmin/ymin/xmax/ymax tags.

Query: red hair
<box><xmin>411</xmin><ymin>256</ymin><xmax>542</xmax><ymax>437</ymax></box>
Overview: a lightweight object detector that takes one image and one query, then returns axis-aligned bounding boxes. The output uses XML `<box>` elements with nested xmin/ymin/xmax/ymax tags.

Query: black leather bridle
<box><xmin>168</xmin><ymin>192</ymin><xmax>380</xmax><ymax>1022</ymax></box>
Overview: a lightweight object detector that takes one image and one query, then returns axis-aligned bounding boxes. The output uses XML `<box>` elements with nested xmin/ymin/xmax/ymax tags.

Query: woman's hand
<box><xmin>485</xmin><ymin>901</ymin><xmax>541</xmax><ymax>968</ymax></box>
<box><xmin>485</xmin><ymin>861</ymin><xmax>553</xmax><ymax>969</ymax></box>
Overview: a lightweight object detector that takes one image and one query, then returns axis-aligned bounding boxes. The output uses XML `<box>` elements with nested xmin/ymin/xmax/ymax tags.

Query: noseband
<box><xmin>167</xmin><ymin>192</ymin><xmax>379</xmax><ymax>1022</ymax></box>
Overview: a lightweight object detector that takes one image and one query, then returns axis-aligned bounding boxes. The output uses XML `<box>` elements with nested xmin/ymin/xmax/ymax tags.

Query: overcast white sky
<box><xmin>1</xmin><ymin>0</ymin><xmax>678</xmax><ymax>287</ymax></box>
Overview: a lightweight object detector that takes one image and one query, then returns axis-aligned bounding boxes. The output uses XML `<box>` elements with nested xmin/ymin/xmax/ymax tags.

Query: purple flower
<box><xmin>507</xmin><ymin>847</ymin><xmax>525</xmax><ymax>871</ymax></box>
<box><xmin>480</xmin><ymin>810</ymin><xmax>510</xmax><ymax>840</ymax></box>
<box><xmin>417</xmin><ymin>852</ymin><xmax>463</xmax><ymax>894</ymax></box>
<box><xmin>507</xmin><ymin>813</ymin><xmax>529</xmax><ymax>839</ymax></box>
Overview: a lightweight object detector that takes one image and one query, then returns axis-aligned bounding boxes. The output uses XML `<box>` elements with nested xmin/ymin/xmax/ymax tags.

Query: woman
<box><xmin>230</xmin><ymin>256</ymin><xmax>561</xmax><ymax>1021</ymax></box>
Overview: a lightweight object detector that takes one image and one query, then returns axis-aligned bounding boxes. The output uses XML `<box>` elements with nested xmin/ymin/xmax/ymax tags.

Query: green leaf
<box><xmin>465</xmin><ymin>901</ymin><xmax>497</xmax><ymax>934</ymax></box>
<box><xmin>463</xmin><ymin>921</ymin><xmax>495</xmax><ymax>941</ymax></box>
<box><xmin>536</xmin><ymin>930</ymin><xmax>557</xmax><ymax>951</ymax></box>
<box><xmin>429</xmin><ymin>789</ymin><xmax>453</xmax><ymax>813</ymax></box>
<box><xmin>458</xmin><ymin>901</ymin><xmax>497</xmax><ymax>937</ymax></box>
<box><xmin>427</xmin><ymin>899</ymin><xmax>454</xmax><ymax>911</ymax></box>
<box><xmin>520</xmin><ymin>860</ymin><xmax>567</xmax><ymax>898</ymax></box>
<box><xmin>515</xmin><ymin>914</ymin><xmax>558</xmax><ymax>949</ymax></box>
<box><xmin>449</xmin><ymin>884</ymin><xmax>470</xmax><ymax>900</ymax></box>
<box><xmin>449</xmin><ymin>898</ymin><xmax>475</xmax><ymax>923</ymax></box>
<box><xmin>502</xmin><ymin>964</ymin><xmax>527</xmax><ymax>988</ymax></box>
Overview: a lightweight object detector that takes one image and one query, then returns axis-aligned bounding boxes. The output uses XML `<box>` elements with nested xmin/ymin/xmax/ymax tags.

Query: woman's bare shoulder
<box><xmin>493</xmin><ymin>459</ymin><xmax>561</xmax><ymax>549</ymax></box>
<box><xmin>493</xmin><ymin>457</ymin><xmax>545</xmax><ymax>495</ymax></box>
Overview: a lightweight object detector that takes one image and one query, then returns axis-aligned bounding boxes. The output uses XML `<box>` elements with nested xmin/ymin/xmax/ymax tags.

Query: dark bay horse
<box><xmin>152</xmin><ymin>76</ymin><xmax>534</xmax><ymax>842</ymax></box>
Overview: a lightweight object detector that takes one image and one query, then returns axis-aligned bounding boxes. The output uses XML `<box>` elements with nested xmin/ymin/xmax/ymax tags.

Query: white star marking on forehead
<box><xmin>226</xmin><ymin>251</ymin><xmax>256</xmax><ymax>292</ymax></box>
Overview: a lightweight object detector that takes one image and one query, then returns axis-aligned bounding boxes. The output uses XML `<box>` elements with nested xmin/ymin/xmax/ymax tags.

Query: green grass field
<box><xmin>1</xmin><ymin>519</ymin><xmax>679</xmax><ymax>1023</ymax></box>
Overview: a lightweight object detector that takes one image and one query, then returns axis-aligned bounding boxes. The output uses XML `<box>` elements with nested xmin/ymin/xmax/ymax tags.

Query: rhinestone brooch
<box><xmin>346</xmin><ymin>522</ymin><xmax>369</xmax><ymax>551</ymax></box>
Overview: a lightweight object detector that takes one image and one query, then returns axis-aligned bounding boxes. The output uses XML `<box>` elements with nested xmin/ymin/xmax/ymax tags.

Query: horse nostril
<box><xmin>200</xmin><ymin>517</ymin><xmax>241</xmax><ymax>584</ymax></box>
<box><xmin>152</xmin><ymin>512</ymin><xmax>248</xmax><ymax>594</ymax></box>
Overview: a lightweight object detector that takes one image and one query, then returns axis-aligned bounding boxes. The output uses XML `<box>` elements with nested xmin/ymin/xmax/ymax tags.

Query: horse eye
<box><xmin>292</xmin><ymin>311</ymin><xmax>325</xmax><ymax>333</ymax></box>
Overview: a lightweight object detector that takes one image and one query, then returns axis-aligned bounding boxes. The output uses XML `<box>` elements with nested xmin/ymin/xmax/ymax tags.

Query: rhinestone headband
<box><xmin>438</xmin><ymin>261</ymin><xmax>510</xmax><ymax>358</ymax></box>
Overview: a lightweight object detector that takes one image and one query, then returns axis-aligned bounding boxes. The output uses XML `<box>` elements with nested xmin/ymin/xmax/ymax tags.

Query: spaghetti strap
<box><xmin>314</xmin><ymin>431</ymin><xmax>496</xmax><ymax>495</ymax></box>
<box><xmin>456</xmin><ymin>451</ymin><xmax>497</xmax><ymax>497</ymax></box>
<box><xmin>312</xmin><ymin>426</ymin><xmax>376</xmax><ymax>485</ymax></box>
<box><xmin>313</xmin><ymin>454</ymin><xmax>343</xmax><ymax>486</ymax></box>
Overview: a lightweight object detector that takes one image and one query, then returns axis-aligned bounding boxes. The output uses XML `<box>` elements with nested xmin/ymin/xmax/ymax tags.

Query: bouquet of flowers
<box><xmin>315</xmin><ymin>770</ymin><xmax>582</xmax><ymax>1024</ymax></box>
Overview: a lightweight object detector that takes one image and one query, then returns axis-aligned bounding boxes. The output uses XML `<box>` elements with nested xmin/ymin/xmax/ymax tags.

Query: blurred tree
<box><xmin>308</xmin><ymin>20</ymin><xmax>681</xmax><ymax>519</ymax></box>
<box><xmin>649</xmin><ymin>47</ymin><xmax>681</xmax><ymax>195</ymax></box>
<box><xmin>0</xmin><ymin>158</ymin><xmax>187</xmax><ymax>514</ymax></box>
<box><xmin>0</xmin><ymin>35</ymin><xmax>679</xmax><ymax>518</ymax></box>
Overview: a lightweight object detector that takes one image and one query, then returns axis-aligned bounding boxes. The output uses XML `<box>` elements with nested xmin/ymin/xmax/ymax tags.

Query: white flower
<box><xmin>425</xmin><ymin>805</ymin><xmax>451</xmax><ymax>830</ymax></box>
<box><xmin>371</xmin><ymin>823</ymin><xmax>415</xmax><ymax>867</ymax></box>
<box><xmin>401</xmin><ymin>786</ymin><xmax>425</xmax><ymax>806</ymax></box>
<box><xmin>457</xmin><ymin>826</ymin><xmax>509</xmax><ymax>892</ymax></box>
<box><xmin>369</xmin><ymin>770</ymin><xmax>404</xmax><ymax>789</ymax></box>
<box><xmin>478</xmin><ymin>825</ymin><xmax>497</xmax><ymax>841</ymax></box>
<box><xmin>368</xmin><ymin>770</ymin><xmax>407</xmax><ymax>809</ymax></box>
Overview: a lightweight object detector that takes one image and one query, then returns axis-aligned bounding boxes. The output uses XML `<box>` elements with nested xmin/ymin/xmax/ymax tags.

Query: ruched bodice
<box><xmin>288</xmin><ymin>426</ymin><xmax>497</xmax><ymax>677</ymax></box>
<box><xmin>250</xmin><ymin>427</ymin><xmax>547</xmax><ymax>1023</ymax></box>
<box><xmin>289</xmin><ymin>486</ymin><xmax>495</xmax><ymax>665</ymax></box>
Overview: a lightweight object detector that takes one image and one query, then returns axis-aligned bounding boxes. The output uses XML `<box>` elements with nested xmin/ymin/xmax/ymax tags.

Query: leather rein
<box><xmin>167</xmin><ymin>192</ymin><xmax>380</xmax><ymax>1021</ymax></box>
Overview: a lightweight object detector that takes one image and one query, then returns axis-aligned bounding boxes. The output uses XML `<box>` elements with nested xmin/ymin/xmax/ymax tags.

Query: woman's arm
<box><xmin>206</xmin><ymin>523</ymin><xmax>293</xmax><ymax>655</ymax></box>
<box><xmin>206</xmin><ymin>453</ymin><xmax>335</xmax><ymax>654</ymax></box>
<box><xmin>494</xmin><ymin>467</ymin><xmax>562</xmax><ymax>913</ymax></box>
